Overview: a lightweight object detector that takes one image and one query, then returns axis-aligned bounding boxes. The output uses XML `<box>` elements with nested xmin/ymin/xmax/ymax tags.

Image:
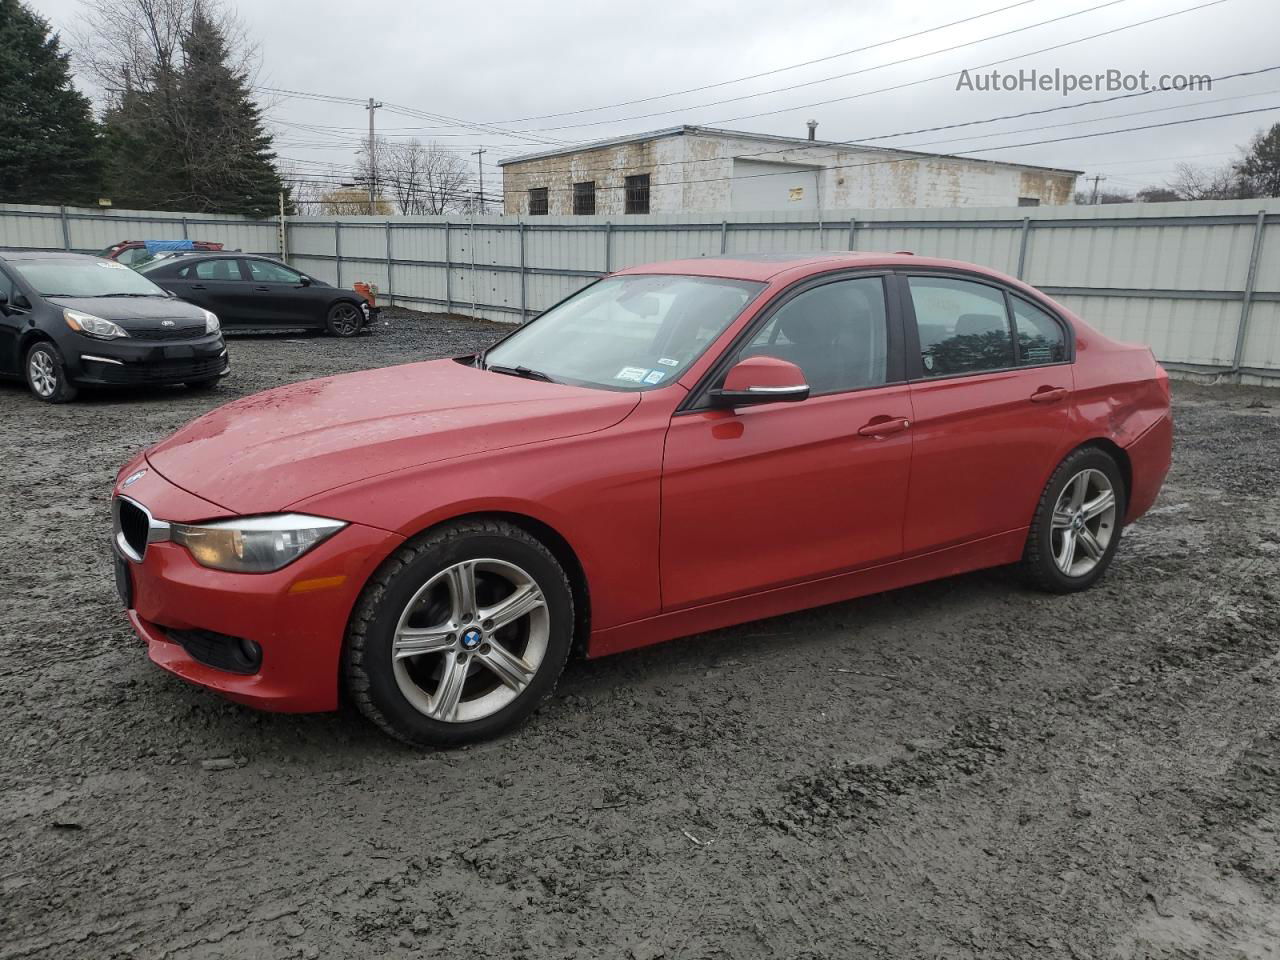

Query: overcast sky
<box><xmin>30</xmin><ymin>0</ymin><xmax>1280</xmax><ymax>200</ymax></box>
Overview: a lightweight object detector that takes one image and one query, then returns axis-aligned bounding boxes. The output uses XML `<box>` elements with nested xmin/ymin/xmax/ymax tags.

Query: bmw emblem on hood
<box><xmin>122</xmin><ymin>468</ymin><xmax>147</xmax><ymax>487</ymax></box>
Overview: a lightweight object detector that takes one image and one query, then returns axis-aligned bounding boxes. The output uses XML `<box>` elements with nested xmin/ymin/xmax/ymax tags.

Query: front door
<box><xmin>898</xmin><ymin>273</ymin><xmax>1074</xmax><ymax>555</ymax></box>
<box><xmin>168</xmin><ymin>257</ymin><xmax>247</xmax><ymax>321</ymax></box>
<box><xmin>660</xmin><ymin>274</ymin><xmax>914</xmax><ymax>611</ymax></box>
<box><xmin>242</xmin><ymin>258</ymin><xmax>312</xmax><ymax>325</ymax></box>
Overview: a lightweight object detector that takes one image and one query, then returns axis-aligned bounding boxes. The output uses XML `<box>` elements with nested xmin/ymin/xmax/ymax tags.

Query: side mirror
<box><xmin>298</xmin><ymin>276</ymin><xmax>312</xmax><ymax>286</ymax></box>
<box><xmin>12</xmin><ymin>293</ymin><xmax>31</xmax><ymax>311</ymax></box>
<box><xmin>709</xmin><ymin>355</ymin><xmax>810</xmax><ymax>408</ymax></box>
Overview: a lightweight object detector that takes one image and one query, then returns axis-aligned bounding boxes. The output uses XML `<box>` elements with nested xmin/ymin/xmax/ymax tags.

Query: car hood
<box><xmin>145</xmin><ymin>359</ymin><xmax>642</xmax><ymax>515</ymax></box>
<box><xmin>49</xmin><ymin>295</ymin><xmax>207</xmax><ymax>332</ymax></box>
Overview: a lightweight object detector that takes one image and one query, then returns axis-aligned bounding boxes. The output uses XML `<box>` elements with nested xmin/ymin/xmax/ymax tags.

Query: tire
<box><xmin>344</xmin><ymin>519</ymin><xmax>574</xmax><ymax>747</ymax></box>
<box><xmin>184</xmin><ymin>378</ymin><xmax>221</xmax><ymax>391</ymax></box>
<box><xmin>25</xmin><ymin>341</ymin><xmax>79</xmax><ymax>403</ymax></box>
<box><xmin>325</xmin><ymin>301</ymin><xmax>363</xmax><ymax>338</ymax></box>
<box><xmin>1021</xmin><ymin>446</ymin><xmax>1126</xmax><ymax>593</ymax></box>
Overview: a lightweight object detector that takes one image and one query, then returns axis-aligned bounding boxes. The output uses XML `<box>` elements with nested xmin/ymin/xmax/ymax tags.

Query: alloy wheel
<box><xmin>28</xmin><ymin>350</ymin><xmax>58</xmax><ymax>398</ymax></box>
<box><xmin>1050</xmin><ymin>468</ymin><xmax>1117</xmax><ymax>577</ymax></box>
<box><xmin>391</xmin><ymin>558</ymin><xmax>549</xmax><ymax>723</ymax></box>
<box><xmin>331</xmin><ymin>304</ymin><xmax>360</xmax><ymax>336</ymax></box>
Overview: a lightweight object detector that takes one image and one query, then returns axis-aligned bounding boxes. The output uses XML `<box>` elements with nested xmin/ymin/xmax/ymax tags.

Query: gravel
<box><xmin>2</xmin><ymin>308</ymin><xmax>1278</xmax><ymax>959</ymax></box>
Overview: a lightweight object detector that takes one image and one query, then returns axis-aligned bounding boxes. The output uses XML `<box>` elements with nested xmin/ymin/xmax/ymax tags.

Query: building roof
<box><xmin>497</xmin><ymin>124</ymin><xmax>1082</xmax><ymax>177</ymax></box>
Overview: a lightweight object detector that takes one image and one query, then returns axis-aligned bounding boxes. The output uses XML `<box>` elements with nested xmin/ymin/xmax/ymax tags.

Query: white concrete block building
<box><xmin>499</xmin><ymin>125</ymin><xmax>1079</xmax><ymax>217</ymax></box>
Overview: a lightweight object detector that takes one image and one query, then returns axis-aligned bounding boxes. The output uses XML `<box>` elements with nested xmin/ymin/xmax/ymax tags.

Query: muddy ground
<box><xmin>2</xmin><ymin>308</ymin><xmax>1278</xmax><ymax>960</ymax></box>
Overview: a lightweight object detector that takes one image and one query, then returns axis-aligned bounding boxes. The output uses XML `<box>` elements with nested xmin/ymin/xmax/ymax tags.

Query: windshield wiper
<box><xmin>485</xmin><ymin>363</ymin><xmax>558</xmax><ymax>383</ymax></box>
<box><xmin>96</xmin><ymin>293</ymin><xmax>157</xmax><ymax>298</ymax></box>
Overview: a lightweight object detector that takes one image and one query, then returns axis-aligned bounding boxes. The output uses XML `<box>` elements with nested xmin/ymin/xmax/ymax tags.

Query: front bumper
<box><xmin>67</xmin><ymin>333</ymin><xmax>229</xmax><ymax>386</ymax></box>
<box><xmin>112</xmin><ymin>461</ymin><xmax>401</xmax><ymax>712</ymax></box>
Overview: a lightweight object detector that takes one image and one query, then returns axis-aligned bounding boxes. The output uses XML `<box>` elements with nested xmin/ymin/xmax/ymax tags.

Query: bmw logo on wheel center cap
<box><xmin>461</xmin><ymin>629</ymin><xmax>483</xmax><ymax>650</ymax></box>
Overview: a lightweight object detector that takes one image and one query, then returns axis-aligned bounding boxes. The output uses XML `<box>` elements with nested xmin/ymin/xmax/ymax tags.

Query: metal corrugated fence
<box><xmin>4</xmin><ymin>199</ymin><xmax>1278</xmax><ymax>382</ymax></box>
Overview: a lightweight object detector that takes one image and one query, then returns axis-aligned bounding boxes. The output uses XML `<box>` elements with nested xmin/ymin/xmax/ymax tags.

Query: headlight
<box><xmin>170</xmin><ymin>514</ymin><xmax>346</xmax><ymax>573</ymax></box>
<box><xmin>65</xmin><ymin>309</ymin><xmax>129</xmax><ymax>340</ymax></box>
<box><xmin>202</xmin><ymin>309</ymin><xmax>220</xmax><ymax>334</ymax></box>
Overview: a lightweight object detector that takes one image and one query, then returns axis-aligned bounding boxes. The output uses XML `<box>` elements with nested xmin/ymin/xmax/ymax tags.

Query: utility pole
<box><xmin>471</xmin><ymin>148</ymin><xmax>486</xmax><ymax>213</ymax></box>
<box><xmin>367</xmin><ymin>97</ymin><xmax>383</xmax><ymax>214</ymax></box>
<box><xmin>1087</xmin><ymin>174</ymin><xmax>1107</xmax><ymax>205</ymax></box>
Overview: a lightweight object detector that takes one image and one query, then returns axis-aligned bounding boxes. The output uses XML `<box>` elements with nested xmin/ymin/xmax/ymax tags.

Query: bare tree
<box><xmin>1168</xmin><ymin>161</ymin><xmax>1245</xmax><ymax>201</ymax></box>
<box><xmin>359</xmin><ymin>137</ymin><xmax>469</xmax><ymax>214</ymax></box>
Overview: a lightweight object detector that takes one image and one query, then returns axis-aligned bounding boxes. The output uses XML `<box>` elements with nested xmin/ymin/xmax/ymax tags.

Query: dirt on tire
<box><xmin>2</xmin><ymin>309</ymin><xmax>1278</xmax><ymax>959</ymax></box>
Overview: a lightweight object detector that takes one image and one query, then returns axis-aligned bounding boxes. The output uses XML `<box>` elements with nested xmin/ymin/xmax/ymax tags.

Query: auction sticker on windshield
<box><xmin>615</xmin><ymin>366</ymin><xmax>649</xmax><ymax>382</ymax></box>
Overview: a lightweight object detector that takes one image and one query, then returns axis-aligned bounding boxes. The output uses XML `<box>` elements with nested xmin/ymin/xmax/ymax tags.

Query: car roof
<box><xmin>0</xmin><ymin>249</ymin><xmax>100</xmax><ymax>262</ymax></box>
<box><xmin>614</xmin><ymin>251</ymin><xmax>1013</xmax><ymax>284</ymax></box>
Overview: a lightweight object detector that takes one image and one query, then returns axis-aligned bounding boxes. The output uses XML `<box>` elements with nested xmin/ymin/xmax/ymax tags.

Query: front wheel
<box><xmin>25</xmin><ymin>342</ymin><xmax>78</xmax><ymax>403</ymax></box>
<box><xmin>326</xmin><ymin>301</ymin><xmax>363</xmax><ymax>338</ymax></box>
<box><xmin>1021</xmin><ymin>447</ymin><xmax>1126</xmax><ymax>593</ymax></box>
<box><xmin>344</xmin><ymin>519</ymin><xmax>574</xmax><ymax>747</ymax></box>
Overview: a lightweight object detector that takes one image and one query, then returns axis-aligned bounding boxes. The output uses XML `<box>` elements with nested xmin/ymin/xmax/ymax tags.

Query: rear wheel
<box><xmin>1021</xmin><ymin>447</ymin><xmax>1125</xmax><ymax>593</ymax></box>
<box><xmin>25</xmin><ymin>342</ymin><xmax>78</xmax><ymax>403</ymax></box>
<box><xmin>344</xmin><ymin>519</ymin><xmax>574</xmax><ymax>747</ymax></box>
<box><xmin>326</xmin><ymin>301</ymin><xmax>362</xmax><ymax>338</ymax></box>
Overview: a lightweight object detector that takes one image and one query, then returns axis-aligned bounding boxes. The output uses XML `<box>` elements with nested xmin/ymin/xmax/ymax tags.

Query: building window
<box><xmin>573</xmin><ymin>181</ymin><xmax>596</xmax><ymax>216</ymax></box>
<box><xmin>1017</xmin><ymin>196</ymin><xmax>1040</xmax><ymax>207</ymax></box>
<box><xmin>528</xmin><ymin>187</ymin><xmax>548</xmax><ymax>216</ymax></box>
<box><xmin>625</xmin><ymin>174</ymin><xmax>650</xmax><ymax>215</ymax></box>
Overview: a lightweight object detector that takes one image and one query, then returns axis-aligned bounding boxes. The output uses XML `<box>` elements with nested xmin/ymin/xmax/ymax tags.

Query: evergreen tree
<box><xmin>0</xmin><ymin>0</ymin><xmax>102</xmax><ymax>204</ymax></box>
<box><xmin>100</xmin><ymin>5</ymin><xmax>281</xmax><ymax>216</ymax></box>
<box><xmin>173</xmin><ymin>11</ymin><xmax>282</xmax><ymax>216</ymax></box>
<box><xmin>1238</xmin><ymin>124</ymin><xmax>1280</xmax><ymax>199</ymax></box>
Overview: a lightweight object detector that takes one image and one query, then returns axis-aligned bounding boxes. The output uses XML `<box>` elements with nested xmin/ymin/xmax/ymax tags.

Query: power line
<box><xmin>495</xmin><ymin>102</ymin><xmax>1280</xmax><ymax>198</ymax></box>
<box><xmin>485</xmin><ymin>64</ymin><xmax>1279</xmax><ymax>181</ymax></box>
<box><xmin>482</xmin><ymin>0</ymin><xmax>1047</xmax><ymax>124</ymax></box>
<box><xmin>493</xmin><ymin>0</ymin><xmax>1140</xmax><ymax>134</ymax></box>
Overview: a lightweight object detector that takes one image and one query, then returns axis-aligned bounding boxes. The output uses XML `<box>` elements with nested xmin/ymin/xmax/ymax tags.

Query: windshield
<box><xmin>483</xmin><ymin>274</ymin><xmax>762</xmax><ymax>391</ymax></box>
<box><xmin>13</xmin><ymin>258</ymin><xmax>169</xmax><ymax>298</ymax></box>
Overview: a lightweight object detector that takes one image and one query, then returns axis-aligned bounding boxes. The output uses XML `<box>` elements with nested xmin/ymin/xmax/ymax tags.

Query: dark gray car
<box><xmin>140</xmin><ymin>253</ymin><xmax>370</xmax><ymax>336</ymax></box>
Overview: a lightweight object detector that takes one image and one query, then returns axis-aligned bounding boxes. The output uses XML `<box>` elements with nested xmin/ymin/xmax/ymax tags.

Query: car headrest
<box><xmin>955</xmin><ymin>313</ymin><xmax>1005</xmax><ymax>337</ymax></box>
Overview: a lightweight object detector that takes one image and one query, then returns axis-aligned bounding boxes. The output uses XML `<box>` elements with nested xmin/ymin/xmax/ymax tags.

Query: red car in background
<box><xmin>111</xmin><ymin>252</ymin><xmax>1172</xmax><ymax>747</ymax></box>
<box><xmin>100</xmin><ymin>239</ymin><xmax>224</xmax><ymax>267</ymax></box>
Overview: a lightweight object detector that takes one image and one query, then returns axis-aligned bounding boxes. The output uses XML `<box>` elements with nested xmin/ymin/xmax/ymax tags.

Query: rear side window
<box><xmin>194</xmin><ymin>259</ymin><xmax>241</xmax><ymax>281</ymax></box>
<box><xmin>740</xmin><ymin>277</ymin><xmax>889</xmax><ymax>394</ymax></box>
<box><xmin>1012</xmin><ymin>295</ymin><xmax>1067</xmax><ymax>365</ymax></box>
<box><xmin>907</xmin><ymin>276</ymin><xmax>1013</xmax><ymax>377</ymax></box>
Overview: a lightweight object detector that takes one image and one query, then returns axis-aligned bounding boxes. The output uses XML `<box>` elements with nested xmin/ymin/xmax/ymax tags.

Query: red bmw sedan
<box><xmin>112</xmin><ymin>253</ymin><xmax>1172</xmax><ymax>746</ymax></box>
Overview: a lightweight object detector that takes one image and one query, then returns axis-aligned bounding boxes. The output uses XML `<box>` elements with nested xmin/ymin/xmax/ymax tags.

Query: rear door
<box><xmin>897</xmin><ymin>272</ymin><xmax>1074</xmax><ymax>555</ymax></box>
<box><xmin>166</xmin><ymin>257</ymin><xmax>248</xmax><ymax>321</ymax></box>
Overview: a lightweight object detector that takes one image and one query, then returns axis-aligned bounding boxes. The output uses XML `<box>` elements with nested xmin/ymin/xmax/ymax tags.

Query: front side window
<box><xmin>625</xmin><ymin>174</ymin><xmax>650</xmax><ymax>214</ymax></box>
<box><xmin>247</xmin><ymin>259</ymin><xmax>303</xmax><ymax>283</ymax></box>
<box><xmin>528</xmin><ymin>187</ymin><xmax>548</xmax><ymax>216</ymax></box>
<box><xmin>1012</xmin><ymin>295</ymin><xmax>1067</xmax><ymax>365</ymax></box>
<box><xmin>908</xmin><ymin>276</ymin><xmax>1013</xmax><ymax>377</ymax></box>
<box><xmin>739</xmin><ymin>277</ymin><xmax>889</xmax><ymax>394</ymax></box>
<box><xmin>483</xmin><ymin>274</ymin><xmax>761</xmax><ymax>391</ymax></box>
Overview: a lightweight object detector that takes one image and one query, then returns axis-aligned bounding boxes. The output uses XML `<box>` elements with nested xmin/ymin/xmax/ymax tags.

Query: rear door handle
<box><xmin>1030</xmin><ymin>386</ymin><xmax>1068</xmax><ymax>403</ymax></box>
<box><xmin>857</xmin><ymin>417</ymin><xmax>911</xmax><ymax>438</ymax></box>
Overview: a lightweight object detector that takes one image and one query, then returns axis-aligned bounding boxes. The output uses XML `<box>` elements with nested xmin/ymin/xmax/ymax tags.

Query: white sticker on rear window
<box><xmin>615</xmin><ymin>366</ymin><xmax>648</xmax><ymax>382</ymax></box>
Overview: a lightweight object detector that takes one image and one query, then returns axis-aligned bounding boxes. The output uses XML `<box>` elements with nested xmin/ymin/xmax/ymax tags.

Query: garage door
<box><xmin>730</xmin><ymin>159</ymin><xmax>819</xmax><ymax>212</ymax></box>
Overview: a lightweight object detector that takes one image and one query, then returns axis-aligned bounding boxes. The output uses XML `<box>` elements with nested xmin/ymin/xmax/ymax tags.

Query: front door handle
<box><xmin>254</xmin><ymin>285</ymin><xmax>271</xmax><ymax>292</ymax></box>
<box><xmin>190</xmin><ymin>284</ymin><xmax>207</xmax><ymax>290</ymax></box>
<box><xmin>1030</xmin><ymin>386</ymin><xmax>1068</xmax><ymax>403</ymax></box>
<box><xmin>857</xmin><ymin>417</ymin><xmax>911</xmax><ymax>438</ymax></box>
